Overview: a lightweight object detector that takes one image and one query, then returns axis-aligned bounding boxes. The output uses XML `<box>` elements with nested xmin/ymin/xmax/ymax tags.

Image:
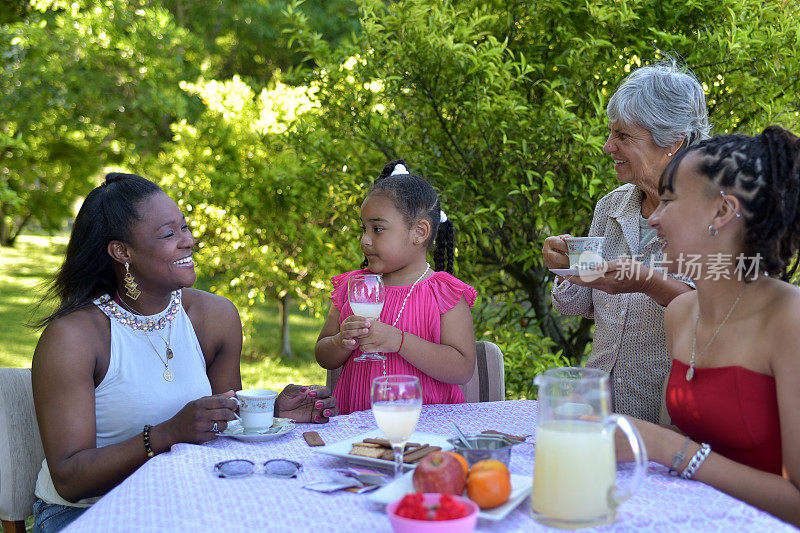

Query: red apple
<box><xmin>412</xmin><ymin>451</ymin><xmax>467</xmax><ymax>495</ymax></box>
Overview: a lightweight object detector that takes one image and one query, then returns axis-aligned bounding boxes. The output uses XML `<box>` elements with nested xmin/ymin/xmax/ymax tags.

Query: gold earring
<box><xmin>124</xmin><ymin>262</ymin><xmax>141</xmax><ymax>300</ymax></box>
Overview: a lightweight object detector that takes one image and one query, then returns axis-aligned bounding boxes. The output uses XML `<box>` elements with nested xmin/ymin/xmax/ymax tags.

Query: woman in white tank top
<box><xmin>30</xmin><ymin>173</ymin><xmax>338</xmax><ymax>532</ymax></box>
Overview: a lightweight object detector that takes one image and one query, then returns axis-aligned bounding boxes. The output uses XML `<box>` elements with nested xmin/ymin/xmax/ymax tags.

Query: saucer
<box><xmin>549</xmin><ymin>268</ymin><xmax>580</xmax><ymax>277</ymax></box>
<box><xmin>219</xmin><ymin>418</ymin><xmax>296</xmax><ymax>442</ymax></box>
<box><xmin>549</xmin><ymin>268</ymin><xmax>606</xmax><ymax>281</ymax></box>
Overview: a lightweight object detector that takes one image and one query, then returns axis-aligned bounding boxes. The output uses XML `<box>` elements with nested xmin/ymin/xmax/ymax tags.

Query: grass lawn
<box><xmin>0</xmin><ymin>235</ymin><xmax>326</xmax><ymax>389</ymax></box>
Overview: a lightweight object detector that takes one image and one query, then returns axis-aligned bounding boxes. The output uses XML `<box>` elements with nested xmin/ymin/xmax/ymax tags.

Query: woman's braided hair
<box><xmin>360</xmin><ymin>159</ymin><xmax>455</xmax><ymax>273</ymax></box>
<box><xmin>660</xmin><ymin>126</ymin><xmax>800</xmax><ymax>280</ymax></box>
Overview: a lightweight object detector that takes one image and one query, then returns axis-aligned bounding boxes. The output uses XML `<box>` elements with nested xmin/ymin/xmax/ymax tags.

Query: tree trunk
<box><xmin>0</xmin><ymin>203</ymin><xmax>8</xmax><ymax>246</ymax></box>
<box><xmin>279</xmin><ymin>294</ymin><xmax>293</xmax><ymax>357</ymax></box>
<box><xmin>7</xmin><ymin>213</ymin><xmax>31</xmax><ymax>246</ymax></box>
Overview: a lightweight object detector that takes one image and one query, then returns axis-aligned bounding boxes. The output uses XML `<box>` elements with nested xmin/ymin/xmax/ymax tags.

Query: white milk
<box><xmin>372</xmin><ymin>401</ymin><xmax>422</xmax><ymax>443</ymax></box>
<box><xmin>350</xmin><ymin>302</ymin><xmax>384</xmax><ymax>319</ymax></box>
<box><xmin>532</xmin><ymin>420</ymin><xmax>616</xmax><ymax>522</ymax></box>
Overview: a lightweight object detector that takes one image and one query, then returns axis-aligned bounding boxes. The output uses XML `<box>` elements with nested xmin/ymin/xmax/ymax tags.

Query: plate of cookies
<box><xmin>313</xmin><ymin>430</ymin><xmax>454</xmax><ymax>471</ymax></box>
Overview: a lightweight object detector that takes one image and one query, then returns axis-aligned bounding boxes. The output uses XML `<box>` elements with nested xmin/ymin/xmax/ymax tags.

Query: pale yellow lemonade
<box><xmin>372</xmin><ymin>401</ymin><xmax>422</xmax><ymax>443</ymax></box>
<box><xmin>532</xmin><ymin>419</ymin><xmax>616</xmax><ymax>522</ymax></box>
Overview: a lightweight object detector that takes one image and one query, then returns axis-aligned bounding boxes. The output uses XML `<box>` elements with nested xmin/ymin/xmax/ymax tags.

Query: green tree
<box><xmin>0</xmin><ymin>0</ymin><xmax>202</xmax><ymax>245</ymax></box>
<box><xmin>282</xmin><ymin>0</ymin><xmax>800</xmax><ymax>396</ymax></box>
<box><xmin>160</xmin><ymin>0</ymin><xmax>360</xmax><ymax>87</ymax></box>
<box><xmin>0</xmin><ymin>0</ymin><xmax>361</xmax><ymax>246</ymax></box>
<box><xmin>155</xmin><ymin>75</ymin><xmax>349</xmax><ymax>355</ymax></box>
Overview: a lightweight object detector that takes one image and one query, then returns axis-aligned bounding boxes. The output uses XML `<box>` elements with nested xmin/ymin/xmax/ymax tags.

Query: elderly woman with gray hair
<box><xmin>542</xmin><ymin>60</ymin><xmax>709</xmax><ymax>423</ymax></box>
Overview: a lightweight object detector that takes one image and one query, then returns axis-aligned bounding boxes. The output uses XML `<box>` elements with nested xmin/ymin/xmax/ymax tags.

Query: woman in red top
<box><xmin>624</xmin><ymin>126</ymin><xmax>800</xmax><ymax>526</ymax></box>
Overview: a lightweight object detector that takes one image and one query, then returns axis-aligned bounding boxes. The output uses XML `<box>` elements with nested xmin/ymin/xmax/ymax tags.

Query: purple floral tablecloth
<box><xmin>64</xmin><ymin>400</ymin><xmax>794</xmax><ymax>532</ymax></box>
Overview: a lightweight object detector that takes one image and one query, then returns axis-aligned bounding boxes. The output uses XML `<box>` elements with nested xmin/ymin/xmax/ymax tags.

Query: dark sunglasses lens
<box><xmin>264</xmin><ymin>460</ymin><xmax>301</xmax><ymax>478</ymax></box>
<box><xmin>217</xmin><ymin>460</ymin><xmax>254</xmax><ymax>478</ymax></box>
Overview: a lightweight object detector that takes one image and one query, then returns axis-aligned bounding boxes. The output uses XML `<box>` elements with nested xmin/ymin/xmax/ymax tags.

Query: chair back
<box><xmin>0</xmin><ymin>367</ymin><xmax>45</xmax><ymax>523</ymax></box>
<box><xmin>460</xmin><ymin>341</ymin><xmax>505</xmax><ymax>402</ymax></box>
<box><xmin>325</xmin><ymin>365</ymin><xmax>342</xmax><ymax>392</ymax></box>
<box><xmin>324</xmin><ymin>340</ymin><xmax>505</xmax><ymax>403</ymax></box>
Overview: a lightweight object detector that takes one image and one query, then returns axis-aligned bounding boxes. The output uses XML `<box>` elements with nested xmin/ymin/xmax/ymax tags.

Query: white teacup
<box><xmin>233</xmin><ymin>389</ymin><xmax>278</xmax><ymax>432</ymax></box>
<box><xmin>564</xmin><ymin>237</ymin><xmax>605</xmax><ymax>271</ymax></box>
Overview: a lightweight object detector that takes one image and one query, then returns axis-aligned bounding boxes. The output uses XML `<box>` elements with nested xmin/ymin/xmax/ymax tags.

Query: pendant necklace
<box><xmin>117</xmin><ymin>294</ymin><xmax>176</xmax><ymax>382</ymax></box>
<box><xmin>687</xmin><ymin>284</ymin><xmax>748</xmax><ymax>381</ymax></box>
<box><xmin>380</xmin><ymin>262</ymin><xmax>430</xmax><ymax>376</ymax></box>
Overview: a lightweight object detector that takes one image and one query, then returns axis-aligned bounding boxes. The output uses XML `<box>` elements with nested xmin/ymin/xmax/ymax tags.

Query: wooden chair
<box><xmin>0</xmin><ymin>368</ymin><xmax>46</xmax><ymax>533</ymax></box>
<box><xmin>325</xmin><ymin>340</ymin><xmax>506</xmax><ymax>402</ymax></box>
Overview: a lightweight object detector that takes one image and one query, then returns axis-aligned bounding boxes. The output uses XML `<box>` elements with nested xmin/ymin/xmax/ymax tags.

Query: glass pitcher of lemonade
<box><xmin>531</xmin><ymin>367</ymin><xmax>647</xmax><ymax>529</ymax></box>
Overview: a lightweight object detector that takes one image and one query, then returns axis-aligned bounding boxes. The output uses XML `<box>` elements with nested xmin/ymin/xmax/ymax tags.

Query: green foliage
<box><xmin>5</xmin><ymin>0</ymin><xmax>800</xmax><ymax>398</ymax></box>
<box><xmin>155</xmin><ymin>75</ymin><xmax>344</xmax><ymax>325</ymax></box>
<box><xmin>0</xmin><ymin>0</ymin><xmax>203</xmax><ymax>244</ymax></box>
<box><xmin>280</xmin><ymin>0</ymin><xmax>800</xmax><ymax>390</ymax></box>
<box><xmin>0</xmin><ymin>1</ymin><xmax>29</xmax><ymax>24</ymax></box>
<box><xmin>0</xmin><ymin>0</ymin><xmax>357</xmax><ymax>246</ymax></box>
<box><xmin>160</xmin><ymin>0</ymin><xmax>360</xmax><ymax>87</ymax></box>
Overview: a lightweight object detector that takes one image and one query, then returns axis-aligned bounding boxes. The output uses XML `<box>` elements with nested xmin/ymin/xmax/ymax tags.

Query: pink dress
<box><xmin>330</xmin><ymin>268</ymin><xmax>478</xmax><ymax>414</ymax></box>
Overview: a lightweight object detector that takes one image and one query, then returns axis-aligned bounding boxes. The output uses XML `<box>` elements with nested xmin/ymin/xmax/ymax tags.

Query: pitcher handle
<box><xmin>608</xmin><ymin>414</ymin><xmax>648</xmax><ymax>507</ymax></box>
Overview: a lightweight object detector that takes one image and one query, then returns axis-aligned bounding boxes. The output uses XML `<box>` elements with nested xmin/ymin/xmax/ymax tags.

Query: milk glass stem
<box><xmin>392</xmin><ymin>442</ymin><xmax>406</xmax><ymax>478</ymax></box>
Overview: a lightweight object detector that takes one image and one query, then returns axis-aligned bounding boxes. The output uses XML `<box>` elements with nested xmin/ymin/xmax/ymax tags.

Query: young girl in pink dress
<box><xmin>315</xmin><ymin>160</ymin><xmax>477</xmax><ymax>414</ymax></box>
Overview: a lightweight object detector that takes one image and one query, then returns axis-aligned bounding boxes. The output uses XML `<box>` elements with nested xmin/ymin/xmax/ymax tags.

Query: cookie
<box><xmin>349</xmin><ymin>443</ymin><xmax>387</xmax><ymax>459</ymax></box>
<box><xmin>303</xmin><ymin>431</ymin><xmax>325</xmax><ymax>447</ymax></box>
<box><xmin>403</xmin><ymin>444</ymin><xmax>441</xmax><ymax>463</ymax></box>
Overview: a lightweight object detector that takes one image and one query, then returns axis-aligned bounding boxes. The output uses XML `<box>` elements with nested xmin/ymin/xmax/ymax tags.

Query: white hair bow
<box><xmin>390</xmin><ymin>163</ymin><xmax>408</xmax><ymax>176</ymax></box>
<box><xmin>440</xmin><ymin>210</ymin><xmax>448</xmax><ymax>223</ymax></box>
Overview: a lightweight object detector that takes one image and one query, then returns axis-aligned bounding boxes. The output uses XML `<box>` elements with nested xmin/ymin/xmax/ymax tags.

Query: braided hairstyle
<box><xmin>660</xmin><ymin>126</ymin><xmax>800</xmax><ymax>280</ymax></box>
<box><xmin>360</xmin><ymin>159</ymin><xmax>455</xmax><ymax>273</ymax></box>
<box><xmin>33</xmin><ymin>173</ymin><xmax>163</xmax><ymax>328</ymax></box>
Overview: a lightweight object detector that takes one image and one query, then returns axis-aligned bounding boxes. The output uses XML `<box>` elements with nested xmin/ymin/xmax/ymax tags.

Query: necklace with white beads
<box><xmin>379</xmin><ymin>262</ymin><xmax>430</xmax><ymax>377</ymax></box>
<box><xmin>391</xmin><ymin>262</ymin><xmax>430</xmax><ymax>327</ymax></box>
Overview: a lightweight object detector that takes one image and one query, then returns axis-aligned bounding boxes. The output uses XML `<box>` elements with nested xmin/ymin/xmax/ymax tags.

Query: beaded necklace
<box><xmin>391</xmin><ymin>262</ymin><xmax>430</xmax><ymax>327</ymax></box>
<box><xmin>380</xmin><ymin>262</ymin><xmax>430</xmax><ymax>376</ymax></box>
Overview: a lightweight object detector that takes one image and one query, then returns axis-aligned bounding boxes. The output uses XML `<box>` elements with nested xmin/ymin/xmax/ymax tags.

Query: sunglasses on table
<box><xmin>214</xmin><ymin>459</ymin><xmax>303</xmax><ymax>479</ymax></box>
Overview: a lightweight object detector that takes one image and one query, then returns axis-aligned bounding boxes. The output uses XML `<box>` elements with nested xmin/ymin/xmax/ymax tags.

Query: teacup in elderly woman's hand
<box><xmin>275</xmin><ymin>384</ymin><xmax>339</xmax><ymax>423</ymax></box>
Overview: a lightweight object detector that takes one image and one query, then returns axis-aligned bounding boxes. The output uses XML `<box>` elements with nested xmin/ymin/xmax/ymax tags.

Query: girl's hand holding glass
<box><xmin>348</xmin><ymin>274</ymin><xmax>386</xmax><ymax>362</ymax></box>
<box><xmin>354</xmin><ymin>320</ymin><xmax>402</xmax><ymax>355</ymax></box>
<box><xmin>336</xmin><ymin>315</ymin><xmax>367</xmax><ymax>350</ymax></box>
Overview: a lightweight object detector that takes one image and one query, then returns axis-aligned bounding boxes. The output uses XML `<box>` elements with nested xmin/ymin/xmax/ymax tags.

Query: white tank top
<box><xmin>35</xmin><ymin>290</ymin><xmax>213</xmax><ymax>507</ymax></box>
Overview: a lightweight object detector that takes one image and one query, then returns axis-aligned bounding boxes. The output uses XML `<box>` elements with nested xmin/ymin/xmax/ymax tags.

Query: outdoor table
<box><xmin>63</xmin><ymin>400</ymin><xmax>794</xmax><ymax>532</ymax></box>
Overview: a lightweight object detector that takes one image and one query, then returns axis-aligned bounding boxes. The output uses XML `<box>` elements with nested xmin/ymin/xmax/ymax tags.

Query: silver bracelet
<box><xmin>668</xmin><ymin>436</ymin><xmax>691</xmax><ymax>476</ymax></box>
<box><xmin>680</xmin><ymin>442</ymin><xmax>711</xmax><ymax>479</ymax></box>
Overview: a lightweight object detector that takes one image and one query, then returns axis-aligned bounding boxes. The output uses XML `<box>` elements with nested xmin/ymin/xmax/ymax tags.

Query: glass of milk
<box><xmin>348</xmin><ymin>274</ymin><xmax>386</xmax><ymax>361</ymax></box>
<box><xmin>371</xmin><ymin>375</ymin><xmax>422</xmax><ymax>478</ymax></box>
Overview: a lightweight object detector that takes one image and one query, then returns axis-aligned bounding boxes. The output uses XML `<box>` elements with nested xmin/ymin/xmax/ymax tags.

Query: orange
<box><xmin>466</xmin><ymin>459</ymin><xmax>511</xmax><ymax>509</ymax></box>
<box><xmin>469</xmin><ymin>459</ymin><xmax>509</xmax><ymax>476</ymax></box>
<box><xmin>445</xmin><ymin>451</ymin><xmax>470</xmax><ymax>478</ymax></box>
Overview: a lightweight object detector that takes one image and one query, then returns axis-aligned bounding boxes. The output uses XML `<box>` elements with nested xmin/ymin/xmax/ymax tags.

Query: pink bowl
<box><xmin>387</xmin><ymin>493</ymin><xmax>479</xmax><ymax>533</ymax></box>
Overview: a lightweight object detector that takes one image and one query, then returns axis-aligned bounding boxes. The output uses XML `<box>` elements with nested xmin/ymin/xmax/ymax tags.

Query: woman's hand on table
<box><xmin>276</xmin><ymin>384</ymin><xmax>339</xmax><ymax>424</ymax></box>
<box><xmin>542</xmin><ymin>234</ymin><xmax>572</xmax><ymax>269</ymax></box>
